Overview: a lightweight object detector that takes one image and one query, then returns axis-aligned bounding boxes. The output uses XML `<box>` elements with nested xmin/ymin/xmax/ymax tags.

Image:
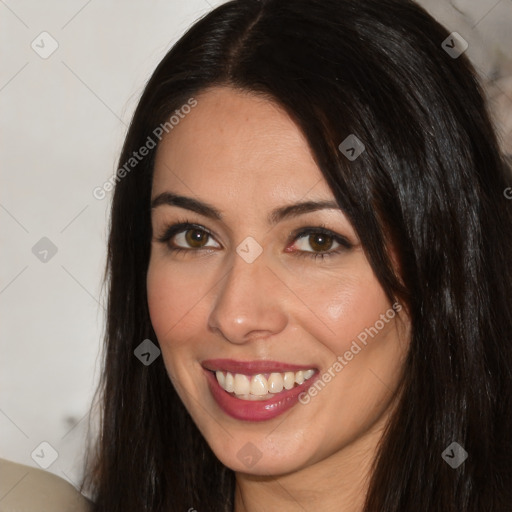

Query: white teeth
<box><xmin>283</xmin><ymin>372</ymin><xmax>295</xmax><ymax>390</ymax></box>
<box><xmin>216</xmin><ymin>371</ymin><xmax>225</xmax><ymax>388</ymax></box>
<box><xmin>225</xmin><ymin>372</ymin><xmax>234</xmax><ymax>392</ymax></box>
<box><xmin>304</xmin><ymin>369</ymin><xmax>315</xmax><ymax>379</ymax></box>
<box><xmin>268</xmin><ymin>372</ymin><xmax>284</xmax><ymax>393</ymax></box>
<box><xmin>214</xmin><ymin>369</ymin><xmax>316</xmax><ymax>399</ymax></box>
<box><xmin>234</xmin><ymin>373</ymin><xmax>250</xmax><ymax>395</ymax></box>
<box><xmin>250</xmin><ymin>374</ymin><xmax>268</xmax><ymax>396</ymax></box>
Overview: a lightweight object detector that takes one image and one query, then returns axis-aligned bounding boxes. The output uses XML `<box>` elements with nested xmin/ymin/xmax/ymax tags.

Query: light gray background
<box><xmin>1</xmin><ymin>0</ymin><xmax>511</xmax><ymax>494</ymax></box>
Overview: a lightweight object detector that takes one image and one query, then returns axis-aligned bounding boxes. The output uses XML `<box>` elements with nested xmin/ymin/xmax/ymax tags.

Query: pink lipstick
<box><xmin>202</xmin><ymin>359</ymin><xmax>319</xmax><ymax>422</ymax></box>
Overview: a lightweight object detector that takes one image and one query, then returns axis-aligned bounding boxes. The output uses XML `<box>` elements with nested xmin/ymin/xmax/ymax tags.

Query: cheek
<box><xmin>292</xmin><ymin>266</ymin><xmax>394</xmax><ymax>355</ymax></box>
<box><xmin>146</xmin><ymin>258</ymin><xmax>214</xmax><ymax>396</ymax></box>
<box><xmin>146</xmin><ymin>258</ymin><xmax>209</xmax><ymax>350</ymax></box>
<box><xmin>147</xmin><ymin>264</ymin><xmax>177</xmax><ymax>336</ymax></box>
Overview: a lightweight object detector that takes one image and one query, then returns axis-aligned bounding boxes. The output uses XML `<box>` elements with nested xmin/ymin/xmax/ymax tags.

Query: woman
<box><xmin>81</xmin><ymin>0</ymin><xmax>512</xmax><ymax>510</ymax></box>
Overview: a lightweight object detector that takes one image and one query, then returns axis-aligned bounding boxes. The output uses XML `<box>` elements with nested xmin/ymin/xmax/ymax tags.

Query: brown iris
<box><xmin>185</xmin><ymin>229</ymin><xmax>209</xmax><ymax>248</ymax></box>
<box><xmin>308</xmin><ymin>233</ymin><xmax>334</xmax><ymax>252</ymax></box>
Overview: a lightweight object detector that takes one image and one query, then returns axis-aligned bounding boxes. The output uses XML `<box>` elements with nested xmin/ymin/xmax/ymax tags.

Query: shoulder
<box><xmin>0</xmin><ymin>458</ymin><xmax>93</xmax><ymax>512</ymax></box>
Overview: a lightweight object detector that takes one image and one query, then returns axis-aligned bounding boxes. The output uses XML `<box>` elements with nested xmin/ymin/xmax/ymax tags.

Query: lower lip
<box><xmin>204</xmin><ymin>369</ymin><xmax>318</xmax><ymax>422</ymax></box>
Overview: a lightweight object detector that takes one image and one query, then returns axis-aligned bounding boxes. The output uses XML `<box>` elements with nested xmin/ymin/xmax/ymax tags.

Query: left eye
<box><xmin>293</xmin><ymin>232</ymin><xmax>341</xmax><ymax>253</ymax></box>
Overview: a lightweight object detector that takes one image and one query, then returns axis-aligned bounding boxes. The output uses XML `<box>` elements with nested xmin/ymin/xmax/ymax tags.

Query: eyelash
<box><xmin>155</xmin><ymin>220</ymin><xmax>353</xmax><ymax>260</ymax></box>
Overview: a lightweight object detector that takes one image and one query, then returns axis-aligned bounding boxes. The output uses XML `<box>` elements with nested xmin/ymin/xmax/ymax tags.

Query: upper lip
<box><xmin>201</xmin><ymin>358</ymin><xmax>317</xmax><ymax>374</ymax></box>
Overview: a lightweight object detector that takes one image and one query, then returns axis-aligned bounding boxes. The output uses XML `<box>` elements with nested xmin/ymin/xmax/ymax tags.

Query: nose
<box><xmin>207</xmin><ymin>250</ymin><xmax>288</xmax><ymax>344</ymax></box>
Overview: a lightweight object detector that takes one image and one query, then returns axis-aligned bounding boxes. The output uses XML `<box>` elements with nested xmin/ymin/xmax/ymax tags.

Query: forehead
<box><xmin>151</xmin><ymin>86</ymin><xmax>333</xmax><ymax>203</ymax></box>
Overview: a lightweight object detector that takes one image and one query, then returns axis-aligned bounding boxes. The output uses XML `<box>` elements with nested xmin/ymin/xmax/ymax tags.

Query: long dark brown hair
<box><xmin>81</xmin><ymin>0</ymin><xmax>512</xmax><ymax>510</ymax></box>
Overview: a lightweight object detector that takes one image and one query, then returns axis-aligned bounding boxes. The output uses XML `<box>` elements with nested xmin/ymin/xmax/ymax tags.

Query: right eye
<box><xmin>157</xmin><ymin>222</ymin><xmax>221</xmax><ymax>252</ymax></box>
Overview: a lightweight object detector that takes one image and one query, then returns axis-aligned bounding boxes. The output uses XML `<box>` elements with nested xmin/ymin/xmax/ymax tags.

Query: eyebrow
<box><xmin>150</xmin><ymin>192</ymin><xmax>341</xmax><ymax>225</ymax></box>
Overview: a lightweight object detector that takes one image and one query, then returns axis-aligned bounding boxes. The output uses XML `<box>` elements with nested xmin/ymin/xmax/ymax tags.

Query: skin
<box><xmin>147</xmin><ymin>86</ymin><xmax>410</xmax><ymax>512</ymax></box>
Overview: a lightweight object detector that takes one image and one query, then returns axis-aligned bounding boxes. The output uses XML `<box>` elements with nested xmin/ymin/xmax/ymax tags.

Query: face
<box><xmin>147</xmin><ymin>86</ymin><xmax>409</xmax><ymax>476</ymax></box>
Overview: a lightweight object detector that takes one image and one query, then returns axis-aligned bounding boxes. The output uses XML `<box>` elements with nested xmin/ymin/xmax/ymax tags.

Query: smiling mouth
<box><xmin>202</xmin><ymin>360</ymin><xmax>320</xmax><ymax>421</ymax></box>
<box><xmin>209</xmin><ymin>369</ymin><xmax>317</xmax><ymax>401</ymax></box>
